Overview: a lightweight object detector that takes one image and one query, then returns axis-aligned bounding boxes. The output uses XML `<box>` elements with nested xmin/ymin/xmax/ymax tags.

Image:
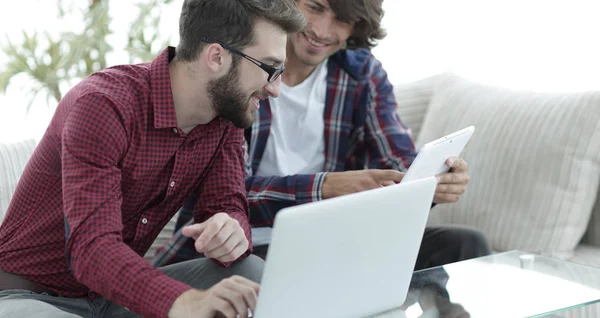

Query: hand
<box><xmin>435</xmin><ymin>292</ymin><xmax>470</xmax><ymax>318</ymax></box>
<box><xmin>436</xmin><ymin>299</ymin><xmax>470</xmax><ymax>318</ymax></box>
<box><xmin>168</xmin><ymin>276</ymin><xmax>259</xmax><ymax>318</ymax></box>
<box><xmin>321</xmin><ymin>169</ymin><xmax>404</xmax><ymax>199</ymax></box>
<box><xmin>182</xmin><ymin>213</ymin><xmax>249</xmax><ymax>262</ymax></box>
<box><xmin>434</xmin><ymin>157</ymin><xmax>470</xmax><ymax>204</ymax></box>
<box><xmin>418</xmin><ymin>286</ymin><xmax>470</xmax><ymax>318</ymax></box>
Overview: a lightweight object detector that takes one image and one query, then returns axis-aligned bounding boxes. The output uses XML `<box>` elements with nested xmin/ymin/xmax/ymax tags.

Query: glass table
<box><xmin>367</xmin><ymin>251</ymin><xmax>600</xmax><ymax>318</ymax></box>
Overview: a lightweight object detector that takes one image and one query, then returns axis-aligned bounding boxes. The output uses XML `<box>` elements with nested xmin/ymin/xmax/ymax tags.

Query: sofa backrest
<box><xmin>394</xmin><ymin>74</ymin><xmax>600</xmax><ymax>253</ymax></box>
<box><xmin>0</xmin><ymin>139</ymin><xmax>37</xmax><ymax>221</ymax></box>
<box><xmin>582</xmin><ymin>188</ymin><xmax>600</xmax><ymax>245</ymax></box>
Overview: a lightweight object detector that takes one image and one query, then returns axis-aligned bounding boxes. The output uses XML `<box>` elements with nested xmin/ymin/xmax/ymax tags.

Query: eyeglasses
<box><xmin>200</xmin><ymin>37</ymin><xmax>285</xmax><ymax>83</ymax></box>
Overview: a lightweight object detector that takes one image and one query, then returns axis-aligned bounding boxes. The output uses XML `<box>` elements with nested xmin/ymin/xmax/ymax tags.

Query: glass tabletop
<box><xmin>367</xmin><ymin>250</ymin><xmax>600</xmax><ymax>318</ymax></box>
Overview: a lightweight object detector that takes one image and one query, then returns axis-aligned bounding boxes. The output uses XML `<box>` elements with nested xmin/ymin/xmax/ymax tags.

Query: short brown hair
<box><xmin>329</xmin><ymin>0</ymin><xmax>386</xmax><ymax>50</ymax></box>
<box><xmin>177</xmin><ymin>0</ymin><xmax>306</xmax><ymax>62</ymax></box>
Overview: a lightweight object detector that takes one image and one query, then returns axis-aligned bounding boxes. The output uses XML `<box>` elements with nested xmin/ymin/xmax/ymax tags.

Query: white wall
<box><xmin>373</xmin><ymin>0</ymin><xmax>600</xmax><ymax>91</ymax></box>
<box><xmin>1</xmin><ymin>0</ymin><xmax>600</xmax><ymax>143</ymax></box>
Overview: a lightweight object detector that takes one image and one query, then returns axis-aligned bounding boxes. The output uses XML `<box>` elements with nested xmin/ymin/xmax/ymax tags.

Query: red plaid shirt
<box><xmin>0</xmin><ymin>47</ymin><xmax>252</xmax><ymax>318</ymax></box>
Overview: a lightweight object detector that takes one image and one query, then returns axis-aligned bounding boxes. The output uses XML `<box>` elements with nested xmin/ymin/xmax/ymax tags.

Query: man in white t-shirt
<box><xmin>155</xmin><ymin>0</ymin><xmax>491</xmax><ymax>271</ymax></box>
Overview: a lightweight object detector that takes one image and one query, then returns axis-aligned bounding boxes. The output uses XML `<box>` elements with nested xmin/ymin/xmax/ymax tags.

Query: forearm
<box><xmin>246</xmin><ymin>172</ymin><xmax>327</xmax><ymax>226</ymax></box>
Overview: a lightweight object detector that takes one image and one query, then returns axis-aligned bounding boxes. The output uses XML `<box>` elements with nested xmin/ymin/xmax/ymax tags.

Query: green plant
<box><xmin>126</xmin><ymin>0</ymin><xmax>174</xmax><ymax>63</ymax></box>
<box><xmin>0</xmin><ymin>0</ymin><xmax>110</xmax><ymax>111</ymax></box>
<box><xmin>0</xmin><ymin>0</ymin><xmax>172</xmax><ymax>112</ymax></box>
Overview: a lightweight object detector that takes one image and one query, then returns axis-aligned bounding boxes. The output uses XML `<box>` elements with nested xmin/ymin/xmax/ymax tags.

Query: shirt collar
<box><xmin>328</xmin><ymin>49</ymin><xmax>367</xmax><ymax>82</ymax></box>
<box><xmin>150</xmin><ymin>46</ymin><xmax>178</xmax><ymax>129</ymax></box>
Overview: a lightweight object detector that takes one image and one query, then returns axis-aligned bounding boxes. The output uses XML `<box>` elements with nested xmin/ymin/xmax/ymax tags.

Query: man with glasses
<box><xmin>200</xmin><ymin>37</ymin><xmax>286</xmax><ymax>84</ymax></box>
<box><xmin>0</xmin><ymin>1</ymin><xmax>305</xmax><ymax>317</ymax></box>
<box><xmin>158</xmin><ymin>0</ymin><xmax>491</xmax><ymax>274</ymax></box>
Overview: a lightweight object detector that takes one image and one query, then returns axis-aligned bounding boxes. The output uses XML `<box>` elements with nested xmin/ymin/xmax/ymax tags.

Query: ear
<box><xmin>201</xmin><ymin>43</ymin><xmax>228</xmax><ymax>73</ymax></box>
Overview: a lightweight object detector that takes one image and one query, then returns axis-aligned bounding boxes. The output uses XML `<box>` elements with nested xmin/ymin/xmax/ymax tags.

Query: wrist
<box><xmin>321</xmin><ymin>173</ymin><xmax>332</xmax><ymax>199</ymax></box>
<box><xmin>168</xmin><ymin>288</ymin><xmax>201</xmax><ymax>318</ymax></box>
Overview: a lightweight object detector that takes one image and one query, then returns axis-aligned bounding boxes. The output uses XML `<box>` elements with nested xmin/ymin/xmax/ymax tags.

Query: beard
<box><xmin>207</xmin><ymin>61</ymin><xmax>255</xmax><ymax>129</ymax></box>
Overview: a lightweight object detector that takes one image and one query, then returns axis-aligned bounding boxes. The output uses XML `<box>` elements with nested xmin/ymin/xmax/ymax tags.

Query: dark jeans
<box><xmin>414</xmin><ymin>225</ymin><xmax>492</xmax><ymax>270</ymax></box>
<box><xmin>409</xmin><ymin>225</ymin><xmax>492</xmax><ymax>300</ymax></box>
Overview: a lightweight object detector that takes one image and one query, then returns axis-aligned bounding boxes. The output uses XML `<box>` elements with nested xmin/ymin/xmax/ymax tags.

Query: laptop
<box><xmin>252</xmin><ymin>177</ymin><xmax>438</xmax><ymax>318</ymax></box>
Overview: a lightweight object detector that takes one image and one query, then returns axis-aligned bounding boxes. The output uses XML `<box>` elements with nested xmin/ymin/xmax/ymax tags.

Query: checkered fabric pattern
<box><xmin>0</xmin><ymin>47</ymin><xmax>251</xmax><ymax>318</ymax></box>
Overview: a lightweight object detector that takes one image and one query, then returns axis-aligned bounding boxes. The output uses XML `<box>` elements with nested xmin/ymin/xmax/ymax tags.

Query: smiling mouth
<box><xmin>302</xmin><ymin>32</ymin><xmax>332</xmax><ymax>48</ymax></box>
<box><xmin>250</xmin><ymin>94</ymin><xmax>267</xmax><ymax>110</ymax></box>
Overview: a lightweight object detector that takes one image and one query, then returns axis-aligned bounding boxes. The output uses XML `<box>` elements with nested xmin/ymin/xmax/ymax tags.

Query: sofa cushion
<box><xmin>393</xmin><ymin>75</ymin><xmax>440</xmax><ymax>142</ymax></box>
<box><xmin>419</xmin><ymin>74</ymin><xmax>600</xmax><ymax>258</ymax></box>
<box><xmin>0</xmin><ymin>139</ymin><xmax>37</xmax><ymax>222</ymax></box>
<box><xmin>569</xmin><ymin>244</ymin><xmax>600</xmax><ymax>268</ymax></box>
<box><xmin>582</xmin><ymin>187</ymin><xmax>600</xmax><ymax>245</ymax></box>
<box><xmin>551</xmin><ymin>244</ymin><xmax>600</xmax><ymax>318</ymax></box>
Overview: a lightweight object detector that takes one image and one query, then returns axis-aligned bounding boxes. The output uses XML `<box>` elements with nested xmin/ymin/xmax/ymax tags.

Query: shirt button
<box><xmin>141</xmin><ymin>218</ymin><xmax>148</xmax><ymax>224</ymax></box>
<box><xmin>173</xmin><ymin>128</ymin><xmax>178</xmax><ymax>134</ymax></box>
<box><xmin>170</xmin><ymin>181</ymin><xmax>176</xmax><ymax>188</ymax></box>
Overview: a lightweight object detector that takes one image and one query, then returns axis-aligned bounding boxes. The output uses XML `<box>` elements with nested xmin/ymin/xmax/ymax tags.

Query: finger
<box><xmin>206</xmin><ymin>226</ymin><xmax>240</xmax><ymax>260</ymax></box>
<box><xmin>380</xmin><ymin>180</ymin><xmax>396</xmax><ymax>187</ymax></box>
<box><xmin>215</xmin><ymin>239</ymin><xmax>249</xmax><ymax>262</ymax></box>
<box><xmin>373</xmin><ymin>170</ymin><xmax>404</xmax><ymax>183</ymax></box>
<box><xmin>448</xmin><ymin>308</ymin><xmax>470</xmax><ymax>318</ymax></box>
<box><xmin>232</xmin><ymin>275</ymin><xmax>261</xmax><ymax>294</ymax></box>
<box><xmin>212</xmin><ymin>297</ymin><xmax>238</xmax><ymax>318</ymax></box>
<box><xmin>181</xmin><ymin>223</ymin><xmax>206</xmax><ymax>240</ymax></box>
<box><xmin>215</xmin><ymin>285</ymin><xmax>248</xmax><ymax>318</ymax></box>
<box><xmin>433</xmin><ymin>193</ymin><xmax>460</xmax><ymax>204</ymax></box>
<box><xmin>436</xmin><ymin>184</ymin><xmax>467</xmax><ymax>195</ymax></box>
<box><xmin>228</xmin><ymin>277</ymin><xmax>259</xmax><ymax>313</ymax></box>
<box><xmin>196</xmin><ymin>217</ymin><xmax>227</xmax><ymax>251</ymax></box>
<box><xmin>447</xmin><ymin>157</ymin><xmax>468</xmax><ymax>172</ymax></box>
<box><xmin>202</xmin><ymin>221</ymin><xmax>236</xmax><ymax>253</ymax></box>
<box><xmin>437</xmin><ymin>172</ymin><xmax>469</xmax><ymax>185</ymax></box>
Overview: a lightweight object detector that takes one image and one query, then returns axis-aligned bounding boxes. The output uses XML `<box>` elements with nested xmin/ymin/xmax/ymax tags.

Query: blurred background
<box><xmin>1</xmin><ymin>0</ymin><xmax>600</xmax><ymax>143</ymax></box>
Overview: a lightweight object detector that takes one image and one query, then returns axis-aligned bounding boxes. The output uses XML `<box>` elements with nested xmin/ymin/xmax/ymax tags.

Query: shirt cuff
<box><xmin>212</xmin><ymin>248</ymin><xmax>252</xmax><ymax>268</ymax></box>
<box><xmin>313</xmin><ymin>172</ymin><xmax>327</xmax><ymax>202</ymax></box>
<box><xmin>295</xmin><ymin>172</ymin><xmax>327</xmax><ymax>204</ymax></box>
<box><xmin>146</xmin><ymin>275</ymin><xmax>192</xmax><ymax>318</ymax></box>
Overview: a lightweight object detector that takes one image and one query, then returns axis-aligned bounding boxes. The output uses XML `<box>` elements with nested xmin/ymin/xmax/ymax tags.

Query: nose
<box><xmin>264</xmin><ymin>78</ymin><xmax>281</xmax><ymax>98</ymax></box>
<box><xmin>310</xmin><ymin>13</ymin><xmax>334</xmax><ymax>40</ymax></box>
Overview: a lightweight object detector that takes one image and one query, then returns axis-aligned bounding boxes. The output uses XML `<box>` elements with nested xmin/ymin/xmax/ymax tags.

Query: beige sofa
<box><xmin>394</xmin><ymin>73</ymin><xmax>600</xmax><ymax>317</ymax></box>
<box><xmin>394</xmin><ymin>73</ymin><xmax>600</xmax><ymax>264</ymax></box>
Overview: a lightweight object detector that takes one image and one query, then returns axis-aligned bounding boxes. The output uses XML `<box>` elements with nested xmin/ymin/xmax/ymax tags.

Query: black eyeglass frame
<box><xmin>200</xmin><ymin>37</ymin><xmax>285</xmax><ymax>83</ymax></box>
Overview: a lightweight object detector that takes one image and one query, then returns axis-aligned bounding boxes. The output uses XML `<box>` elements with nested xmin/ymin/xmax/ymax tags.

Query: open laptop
<box><xmin>252</xmin><ymin>177</ymin><xmax>438</xmax><ymax>318</ymax></box>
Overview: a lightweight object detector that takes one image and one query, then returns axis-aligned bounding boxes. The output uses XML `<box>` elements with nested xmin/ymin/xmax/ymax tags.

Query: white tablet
<box><xmin>401</xmin><ymin>126</ymin><xmax>475</xmax><ymax>183</ymax></box>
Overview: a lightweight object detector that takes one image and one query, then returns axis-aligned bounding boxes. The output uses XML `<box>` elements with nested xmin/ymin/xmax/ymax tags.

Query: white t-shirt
<box><xmin>255</xmin><ymin>62</ymin><xmax>327</xmax><ymax>177</ymax></box>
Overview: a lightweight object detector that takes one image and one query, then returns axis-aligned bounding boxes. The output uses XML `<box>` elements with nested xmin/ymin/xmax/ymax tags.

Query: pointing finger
<box><xmin>181</xmin><ymin>223</ymin><xmax>206</xmax><ymax>240</ymax></box>
<box><xmin>196</xmin><ymin>218</ymin><xmax>226</xmax><ymax>251</ymax></box>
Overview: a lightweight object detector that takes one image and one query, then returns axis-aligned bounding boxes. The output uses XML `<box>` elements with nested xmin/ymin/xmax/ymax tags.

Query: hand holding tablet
<box><xmin>402</xmin><ymin>126</ymin><xmax>475</xmax><ymax>184</ymax></box>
